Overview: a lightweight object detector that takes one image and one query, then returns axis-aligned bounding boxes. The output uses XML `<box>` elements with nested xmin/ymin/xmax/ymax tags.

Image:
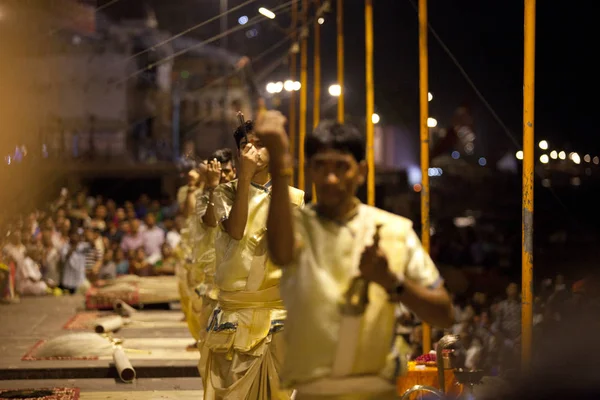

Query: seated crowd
<box><xmin>1</xmin><ymin>190</ymin><xmax>185</xmax><ymax>297</ymax></box>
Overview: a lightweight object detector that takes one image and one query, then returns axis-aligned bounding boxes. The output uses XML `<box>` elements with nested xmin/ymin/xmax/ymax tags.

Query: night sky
<box><xmin>102</xmin><ymin>0</ymin><xmax>596</xmax><ymax>157</ymax></box>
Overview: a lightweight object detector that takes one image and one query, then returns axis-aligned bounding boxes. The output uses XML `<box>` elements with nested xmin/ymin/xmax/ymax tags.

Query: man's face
<box><xmin>55</xmin><ymin>216</ymin><xmax>66</xmax><ymax>229</ymax></box>
<box><xmin>44</xmin><ymin>217</ymin><xmax>54</xmax><ymax>230</ymax></box>
<box><xmin>126</xmin><ymin>209</ymin><xmax>136</xmax><ymax>220</ymax></box>
<box><xmin>70</xmin><ymin>233</ymin><xmax>80</xmax><ymax>245</ymax></box>
<box><xmin>146</xmin><ymin>214</ymin><xmax>156</xmax><ymax>227</ymax></box>
<box><xmin>175</xmin><ymin>216</ymin><xmax>184</xmax><ymax>231</ymax></box>
<box><xmin>120</xmin><ymin>221</ymin><xmax>130</xmax><ymax>234</ymax></box>
<box><xmin>240</xmin><ymin>133</ymin><xmax>269</xmax><ymax>171</ymax></box>
<box><xmin>106</xmin><ymin>199</ymin><xmax>116</xmax><ymax>212</ymax></box>
<box><xmin>309</xmin><ymin>149</ymin><xmax>366</xmax><ymax>209</ymax></box>
<box><xmin>62</xmin><ymin>219</ymin><xmax>71</xmax><ymax>233</ymax></box>
<box><xmin>95</xmin><ymin>205</ymin><xmax>107</xmax><ymax>219</ymax></box>
<box><xmin>220</xmin><ymin>161</ymin><xmax>236</xmax><ymax>183</ymax></box>
<box><xmin>131</xmin><ymin>220</ymin><xmax>140</xmax><ymax>234</ymax></box>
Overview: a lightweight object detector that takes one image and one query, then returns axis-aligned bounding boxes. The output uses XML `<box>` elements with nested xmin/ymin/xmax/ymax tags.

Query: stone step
<box><xmin>0</xmin><ymin>362</ymin><xmax>199</xmax><ymax>380</ymax></box>
<box><xmin>0</xmin><ymin>377</ymin><xmax>202</xmax><ymax>392</ymax></box>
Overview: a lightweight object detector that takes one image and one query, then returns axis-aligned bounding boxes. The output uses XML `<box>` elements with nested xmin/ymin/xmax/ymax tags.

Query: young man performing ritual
<box><xmin>200</xmin><ymin>120</ymin><xmax>305</xmax><ymax>400</ymax></box>
<box><xmin>189</xmin><ymin>148</ymin><xmax>237</xmax><ymax>383</ymax></box>
<box><xmin>257</xmin><ymin>112</ymin><xmax>454</xmax><ymax>400</ymax></box>
<box><xmin>179</xmin><ymin>162</ymin><xmax>207</xmax><ymax>346</ymax></box>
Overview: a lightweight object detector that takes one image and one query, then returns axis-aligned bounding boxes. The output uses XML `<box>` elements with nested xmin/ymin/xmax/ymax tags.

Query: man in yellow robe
<box><xmin>257</xmin><ymin>112</ymin><xmax>454</xmax><ymax>400</ymax></box>
<box><xmin>177</xmin><ymin>164</ymin><xmax>205</xmax><ymax>343</ymax></box>
<box><xmin>190</xmin><ymin>148</ymin><xmax>237</xmax><ymax>384</ymax></box>
<box><xmin>201</xmin><ymin>120</ymin><xmax>304</xmax><ymax>400</ymax></box>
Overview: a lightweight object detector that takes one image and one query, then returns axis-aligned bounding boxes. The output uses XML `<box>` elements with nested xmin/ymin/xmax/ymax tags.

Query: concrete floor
<box><xmin>0</xmin><ymin>296</ymin><xmax>509</xmax><ymax>399</ymax></box>
<box><xmin>0</xmin><ymin>295</ymin><xmax>200</xmax><ymax>393</ymax></box>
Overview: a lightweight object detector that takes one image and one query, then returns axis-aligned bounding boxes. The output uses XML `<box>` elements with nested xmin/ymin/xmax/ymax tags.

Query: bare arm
<box><xmin>266</xmin><ymin>154</ymin><xmax>295</xmax><ymax>266</ymax></box>
<box><xmin>201</xmin><ymin>190</ymin><xmax>217</xmax><ymax>227</ymax></box>
<box><xmin>221</xmin><ymin>144</ymin><xmax>258</xmax><ymax>240</ymax></box>
<box><xmin>200</xmin><ymin>158</ymin><xmax>222</xmax><ymax>228</ymax></box>
<box><xmin>388</xmin><ymin>279</ymin><xmax>454</xmax><ymax>328</ymax></box>
<box><xmin>361</xmin><ymin>229</ymin><xmax>454</xmax><ymax>328</ymax></box>
<box><xmin>223</xmin><ymin>176</ymin><xmax>251</xmax><ymax>240</ymax></box>
<box><xmin>253</xmin><ymin>111</ymin><xmax>296</xmax><ymax>265</ymax></box>
<box><xmin>182</xmin><ymin>187</ymin><xmax>197</xmax><ymax>218</ymax></box>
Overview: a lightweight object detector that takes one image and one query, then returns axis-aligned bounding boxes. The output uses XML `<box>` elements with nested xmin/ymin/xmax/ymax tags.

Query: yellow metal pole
<box><xmin>336</xmin><ymin>0</ymin><xmax>345</xmax><ymax>123</ymax></box>
<box><xmin>418</xmin><ymin>0</ymin><xmax>432</xmax><ymax>353</ymax></box>
<box><xmin>521</xmin><ymin>0</ymin><xmax>536</xmax><ymax>371</ymax></box>
<box><xmin>365</xmin><ymin>0</ymin><xmax>374</xmax><ymax>207</ymax></box>
<box><xmin>313</xmin><ymin>0</ymin><xmax>321</xmax><ymax>129</ymax></box>
<box><xmin>298</xmin><ymin>0</ymin><xmax>308</xmax><ymax>192</ymax></box>
<box><xmin>312</xmin><ymin>0</ymin><xmax>321</xmax><ymax>203</ymax></box>
<box><xmin>289</xmin><ymin>1</ymin><xmax>298</xmax><ymax>186</ymax></box>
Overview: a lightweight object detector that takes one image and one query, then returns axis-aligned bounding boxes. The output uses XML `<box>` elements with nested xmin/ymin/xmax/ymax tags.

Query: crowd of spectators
<box><xmin>1</xmin><ymin>189</ymin><xmax>185</xmax><ymax>298</ymax></box>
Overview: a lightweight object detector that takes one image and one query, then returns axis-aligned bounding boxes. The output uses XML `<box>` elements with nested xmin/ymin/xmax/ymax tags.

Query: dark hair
<box><xmin>233</xmin><ymin>120</ymin><xmax>254</xmax><ymax>149</ymax></box>
<box><xmin>306</xmin><ymin>120</ymin><xmax>365</xmax><ymax>162</ymax></box>
<box><xmin>210</xmin><ymin>148</ymin><xmax>234</xmax><ymax>165</ymax></box>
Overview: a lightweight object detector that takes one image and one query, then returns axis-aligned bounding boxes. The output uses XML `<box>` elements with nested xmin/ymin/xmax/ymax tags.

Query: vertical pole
<box><xmin>298</xmin><ymin>0</ymin><xmax>309</xmax><ymax>192</ymax></box>
<box><xmin>522</xmin><ymin>0</ymin><xmax>536</xmax><ymax>371</ymax></box>
<box><xmin>365</xmin><ymin>0</ymin><xmax>375</xmax><ymax>206</ymax></box>
<box><xmin>336</xmin><ymin>0</ymin><xmax>345</xmax><ymax>123</ymax></box>
<box><xmin>312</xmin><ymin>0</ymin><xmax>321</xmax><ymax>203</ymax></box>
<box><xmin>313</xmin><ymin>0</ymin><xmax>321</xmax><ymax>130</ymax></box>
<box><xmin>220</xmin><ymin>0</ymin><xmax>229</xmax><ymax>142</ymax></box>
<box><xmin>289</xmin><ymin>1</ymin><xmax>298</xmax><ymax>186</ymax></box>
<box><xmin>172</xmin><ymin>84</ymin><xmax>180</xmax><ymax>162</ymax></box>
<box><xmin>418</xmin><ymin>0</ymin><xmax>432</xmax><ymax>353</ymax></box>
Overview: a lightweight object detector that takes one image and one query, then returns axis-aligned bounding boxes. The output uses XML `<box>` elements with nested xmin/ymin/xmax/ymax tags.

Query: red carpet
<box><xmin>62</xmin><ymin>312</ymin><xmax>109</xmax><ymax>330</ymax></box>
<box><xmin>0</xmin><ymin>388</ymin><xmax>79</xmax><ymax>399</ymax></box>
<box><xmin>85</xmin><ymin>286</ymin><xmax>139</xmax><ymax>310</ymax></box>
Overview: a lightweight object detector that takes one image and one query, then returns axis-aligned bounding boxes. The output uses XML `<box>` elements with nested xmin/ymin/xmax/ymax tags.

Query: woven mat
<box><xmin>63</xmin><ymin>312</ymin><xmax>187</xmax><ymax>330</ymax></box>
<box><xmin>85</xmin><ymin>276</ymin><xmax>180</xmax><ymax>310</ymax></box>
<box><xmin>0</xmin><ymin>388</ymin><xmax>79</xmax><ymax>400</ymax></box>
<box><xmin>22</xmin><ymin>338</ymin><xmax>199</xmax><ymax>361</ymax></box>
<box><xmin>85</xmin><ymin>288</ymin><xmax>140</xmax><ymax>311</ymax></box>
<box><xmin>62</xmin><ymin>312</ymin><xmax>109</xmax><ymax>330</ymax></box>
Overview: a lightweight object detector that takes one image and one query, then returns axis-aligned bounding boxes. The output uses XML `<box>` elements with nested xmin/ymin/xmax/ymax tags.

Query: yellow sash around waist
<box><xmin>218</xmin><ymin>286</ymin><xmax>284</xmax><ymax>311</ymax></box>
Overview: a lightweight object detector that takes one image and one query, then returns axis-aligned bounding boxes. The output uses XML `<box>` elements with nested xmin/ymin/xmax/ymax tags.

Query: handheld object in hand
<box><xmin>237</xmin><ymin>111</ymin><xmax>248</xmax><ymax>143</ymax></box>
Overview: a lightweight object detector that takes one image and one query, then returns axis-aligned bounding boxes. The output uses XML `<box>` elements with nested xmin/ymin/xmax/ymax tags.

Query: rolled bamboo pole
<box><xmin>113</xmin><ymin>347</ymin><xmax>136</xmax><ymax>383</ymax></box>
<box><xmin>94</xmin><ymin>315</ymin><xmax>124</xmax><ymax>333</ymax></box>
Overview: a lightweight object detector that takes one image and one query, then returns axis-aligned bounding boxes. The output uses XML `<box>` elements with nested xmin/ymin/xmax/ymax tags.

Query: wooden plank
<box><xmin>80</xmin><ymin>390</ymin><xmax>204</xmax><ymax>400</ymax></box>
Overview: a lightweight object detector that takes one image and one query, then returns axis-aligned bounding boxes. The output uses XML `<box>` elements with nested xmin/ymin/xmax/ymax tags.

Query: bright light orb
<box><xmin>328</xmin><ymin>84</ymin><xmax>341</xmax><ymax>97</ymax></box>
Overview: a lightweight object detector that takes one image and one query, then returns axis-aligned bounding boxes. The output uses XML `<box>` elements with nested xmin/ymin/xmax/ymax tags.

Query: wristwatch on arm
<box><xmin>386</xmin><ymin>275</ymin><xmax>405</xmax><ymax>302</ymax></box>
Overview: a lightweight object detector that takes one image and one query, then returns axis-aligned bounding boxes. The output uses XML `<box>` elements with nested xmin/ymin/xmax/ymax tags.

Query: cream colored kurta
<box><xmin>194</xmin><ymin>189</ymin><xmax>221</xmax><ymax>307</ymax></box>
<box><xmin>192</xmin><ymin>190</ymin><xmax>222</xmax><ymax>385</ymax></box>
<box><xmin>182</xmin><ymin>189</ymin><xmax>220</xmax><ymax>343</ymax></box>
<box><xmin>203</xmin><ymin>179</ymin><xmax>304</xmax><ymax>400</ymax></box>
<box><xmin>279</xmin><ymin>202</ymin><xmax>442</xmax><ymax>399</ymax></box>
<box><xmin>177</xmin><ymin>214</ymin><xmax>195</xmax><ymax>336</ymax></box>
